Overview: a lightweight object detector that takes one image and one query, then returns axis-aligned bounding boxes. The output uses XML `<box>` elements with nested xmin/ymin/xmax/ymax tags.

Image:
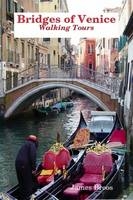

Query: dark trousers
<box><xmin>15</xmin><ymin>163</ymin><xmax>33</xmax><ymax>200</ymax></box>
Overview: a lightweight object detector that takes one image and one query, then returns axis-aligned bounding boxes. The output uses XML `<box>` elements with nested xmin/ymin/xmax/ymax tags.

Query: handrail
<box><xmin>2</xmin><ymin>65</ymin><xmax>121</xmax><ymax>98</ymax></box>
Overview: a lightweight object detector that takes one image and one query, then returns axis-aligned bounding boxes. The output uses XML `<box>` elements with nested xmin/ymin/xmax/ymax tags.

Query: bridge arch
<box><xmin>4</xmin><ymin>82</ymin><xmax>110</xmax><ymax>118</ymax></box>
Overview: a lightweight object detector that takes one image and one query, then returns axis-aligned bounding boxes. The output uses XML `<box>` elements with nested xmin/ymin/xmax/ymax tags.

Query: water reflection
<box><xmin>0</xmin><ymin>95</ymin><xmax>97</xmax><ymax>192</ymax></box>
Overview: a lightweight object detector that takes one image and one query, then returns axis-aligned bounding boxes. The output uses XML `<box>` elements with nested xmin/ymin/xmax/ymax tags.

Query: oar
<box><xmin>69</xmin><ymin>140</ymin><xmax>96</xmax><ymax>150</ymax></box>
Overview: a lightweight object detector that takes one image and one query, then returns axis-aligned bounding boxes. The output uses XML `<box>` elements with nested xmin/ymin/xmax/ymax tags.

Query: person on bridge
<box><xmin>15</xmin><ymin>135</ymin><xmax>38</xmax><ymax>200</ymax></box>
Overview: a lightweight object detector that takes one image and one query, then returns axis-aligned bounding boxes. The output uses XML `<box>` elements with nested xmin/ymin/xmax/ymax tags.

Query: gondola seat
<box><xmin>37</xmin><ymin>148</ymin><xmax>71</xmax><ymax>185</ymax></box>
<box><xmin>79</xmin><ymin>152</ymin><xmax>113</xmax><ymax>186</ymax></box>
<box><xmin>37</xmin><ymin>150</ymin><xmax>56</xmax><ymax>185</ymax></box>
<box><xmin>56</xmin><ymin>148</ymin><xmax>71</xmax><ymax>169</ymax></box>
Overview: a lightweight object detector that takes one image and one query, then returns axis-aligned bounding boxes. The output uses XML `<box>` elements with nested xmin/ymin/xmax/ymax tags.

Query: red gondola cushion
<box><xmin>108</xmin><ymin>129</ymin><xmax>126</xmax><ymax>144</ymax></box>
<box><xmin>101</xmin><ymin>152</ymin><xmax>113</xmax><ymax>173</ymax></box>
<box><xmin>79</xmin><ymin>152</ymin><xmax>113</xmax><ymax>186</ymax></box>
<box><xmin>42</xmin><ymin>150</ymin><xmax>56</xmax><ymax>169</ymax></box>
<box><xmin>37</xmin><ymin>150</ymin><xmax>56</xmax><ymax>185</ymax></box>
<box><xmin>37</xmin><ymin>174</ymin><xmax>54</xmax><ymax>185</ymax></box>
<box><xmin>83</xmin><ymin>152</ymin><xmax>103</xmax><ymax>174</ymax></box>
<box><xmin>56</xmin><ymin>148</ymin><xmax>71</xmax><ymax>169</ymax></box>
<box><xmin>79</xmin><ymin>174</ymin><xmax>103</xmax><ymax>186</ymax></box>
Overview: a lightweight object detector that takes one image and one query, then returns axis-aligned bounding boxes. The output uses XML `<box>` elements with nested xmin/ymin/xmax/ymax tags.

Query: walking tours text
<box><xmin>14</xmin><ymin>13</ymin><xmax>119</xmax><ymax>38</ymax></box>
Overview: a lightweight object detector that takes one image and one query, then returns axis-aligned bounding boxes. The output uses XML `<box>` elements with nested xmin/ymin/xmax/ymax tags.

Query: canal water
<box><xmin>0</xmin><ymin>95</ymin><xmax>97</xmax><ymax>192</ymax></box>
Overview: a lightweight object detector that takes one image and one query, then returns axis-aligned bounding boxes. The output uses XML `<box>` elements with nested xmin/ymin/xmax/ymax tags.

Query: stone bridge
<box><xmin>4</xmin><ymin>77</ymin><xmax>119</xmax><ymax>118</ymax></box>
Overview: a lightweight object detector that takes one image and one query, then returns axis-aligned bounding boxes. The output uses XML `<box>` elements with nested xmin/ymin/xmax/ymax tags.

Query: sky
<box><xmin>67</xmin><ymin>0</ymin><xmax>123</xmax><ymax>44</ymax></box>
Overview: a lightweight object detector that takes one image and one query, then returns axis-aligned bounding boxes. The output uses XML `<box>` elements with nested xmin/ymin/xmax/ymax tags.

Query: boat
<box><xmin>42</xmin><ymin>111</ymin><xmax>127</xmax><ymax>200</ymax></box>
<box><xmin>32</xmin><ymin>106</ymin><xmax>54</xmax><ymax>117</ymax></box>
<box><xmin>87</xmin><ymin>111</ymin><xmax>121</xmax><ymax>143</ymax></box>
<box><xmin>4</xmin><ymin>111</ymin><xmax>126</xmax><ymax>200</ymax></box>
<box><xmin>33</xmin><ymin>101</ymin><xmax>73</xmax><ymax>117</ymax></box>
<box><xmin>4</xmin><ymin>112</ymin><xmax>88</xmax><ymax>200</ymax></box>
<box><xmin>50</xmin><ymin>101</ymin><xmax>73</xmax><ymax>112</ymax></box>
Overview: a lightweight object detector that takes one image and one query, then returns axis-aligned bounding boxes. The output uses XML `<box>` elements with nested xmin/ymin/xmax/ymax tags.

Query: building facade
<box><xmin>95</xmin><ymin>7</ymin><xmax>121</xmax><ymax>75</ymax></box>
<box><xmin>79</xmin><ymin>39</ymin><xmax>96</xmax><ymax>78</ymax></box>
<box><xmin>96</xmin><ymin>37</ymin><xmax>119</xmax><ymax>75</ymax></box>
<box><xmin>39</xmin><ymin>0</ymin><xmax>72</xmax><ymax>69</ymax></box>
<box><xmin>0</xmin><ymin>0</ymin><xmax>48</xmax><ymax>98</ymax></box>
<box><xmin>118</xmin><ymin>0</ymin><xmax>133</xmax><ymax>128</ymax></box>
<box><xmin>123</xmin><ymin>7</ymin><xmax>133</xmax><ymax>128</ymax></box>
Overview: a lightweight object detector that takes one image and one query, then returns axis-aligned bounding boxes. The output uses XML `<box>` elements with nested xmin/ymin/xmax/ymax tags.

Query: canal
<box><xmin>0</xmin><ymin>95</ymin><xmax>97</xmax><ymax>192</ymax></box>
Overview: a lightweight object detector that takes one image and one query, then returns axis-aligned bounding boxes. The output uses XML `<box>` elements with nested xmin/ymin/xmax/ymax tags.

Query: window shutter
<box><xmin>10</xmin><ymin>0</ymin><xmax>14</xmax><ymax>13</ymax></box>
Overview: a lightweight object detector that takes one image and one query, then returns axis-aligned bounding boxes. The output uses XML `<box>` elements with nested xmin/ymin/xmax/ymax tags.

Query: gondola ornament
<box><xmin>87</xmin><ymin>142</ymin><xmax>111</xmax><ymax>154</ymax></box>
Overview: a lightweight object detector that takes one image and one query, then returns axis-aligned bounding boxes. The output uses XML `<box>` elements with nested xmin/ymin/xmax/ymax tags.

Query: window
<box><xmin>14</xmin><ymin>2</ymin><xmax>17</xmax><ymax>12</ymax></box>
<box><xmin>53</xmin><ymin>50</ymin><xmax>56</xmax><ymax>55</ymax></box>
<box><xmin>7</xmin><ymin>36</ymin><xmax>12</xmax><ymax>62</ymax></box>
<box><xmin>114</xmin><ymin>61</ymin><xmax>119</xmax><ymax>73</ymax></box>
<box><xmin>88</xmin><ymin>45</ymin><xmax>94</xmax><ymax>53</ymax></box>
<box><xmin>6</xmin><ymin>71</ymin><xmax>12</xmax><ymax>90</ymax></box>
<box><xmin>43</xmin><ymin>38</ymin><xmax>50</xmax><ymax>42</ymax></box>
<box><xmin>31</xmin><ymin>46</ymin><xmax>34</xmax><ymax>61</ymax></box>
<box><xmin>13</xmin><ymin>72</ymin><xmax>18</xmax><ymax>87</ymax></box>
<box><xmin>6</xmin><ymin>0</ymin><xmax>10</xmax><ymax>13</ymax></box>
<box><xmin>112</xmin><ymin>38</ymin><xmax>118</xmax><ymax>49</ymax></box>
<box><xmin>35</xmin><ymin>48</ymin><xmax>39</xmax><ymax>61</ymax></box>
<box><xmin>14</xmin><ymin>39</ymin><xmax>18</xmax><ymax>54</ymax></box>
<box><xmin>103</xmin><ymin>38</ymin><xmax>105</xmax><ymax>48</ymax></box>
<box><xmin>6</xmin><ymin>0</ymin><xmax>14</xmax><ymax>20</ymax></box>
<box><xmin>89</xmin><ymin>64</ymin><xmax>92</xmax><ymax>73</ymax></box>
<box><xmin>47</xmin><ymin>54</ymin><xmax>50</xmax><ymax>66</ymax></box>
<box><xmin>6</xmin><ymin>36</ymin><xmax>11</xmax><ymax>50</ymax></box>
<box><xmin>21</xmin><ymin>42</ymin><xmax>24</xmax><ymax>58</ymax></box>
<box><xmin>45</xmin><ymin>54</ymin><xmax>47</xmax><ymax>65</ymax></box>
<box><xmin>28</xmin><ymin>44</ymin><xmax>30</xmax><ymax>61</ymax></box>
<box><xmin>91</xmin><ymin>44</ymin><xmax>94</xmax><ymax>53</ymax></box>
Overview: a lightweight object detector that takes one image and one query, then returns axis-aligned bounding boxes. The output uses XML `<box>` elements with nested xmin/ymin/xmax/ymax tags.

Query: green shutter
<box><xmin>10</xmin><ymin>0</ymin><xmax>14</xmax><ymax>13</ymax></box>
<box><xmin>17</xmin><ymin>3</ymin><xmax>21</xmax><ymax>12</ymax></box>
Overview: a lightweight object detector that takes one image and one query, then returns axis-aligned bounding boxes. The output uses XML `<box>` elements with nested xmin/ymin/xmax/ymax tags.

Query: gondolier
<box><xmin>15</xmin><ymin>135</ymin><xmax>38</xmax><ymax>200</ymax></box>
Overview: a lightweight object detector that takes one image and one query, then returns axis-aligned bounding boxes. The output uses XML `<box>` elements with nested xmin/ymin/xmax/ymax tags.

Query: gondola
<box><xmin>87</xmin><ymin>111</ymin><xmax>120</xmax><ymax>143</ymax></box>
<box><xmin>51</xmin><ymin>101</ymin><xmax>73</xmax><ymax>112</ymax></box>
<box><xmin>43</xmin><ymin>111</ymin><xmax>127</xmax><ymax>200</ymax></box>
<box><xmin>3</xmin><ymin>112</ymin><xmax>88</xmax><ymax>200</ymax></box>
<box><xmin>3</xmin><ymin>111</ymin><xmax>125</xmax><ymax>200</ymax></box>
<box><xmin>32</xmin><ymin>101</ymin><xmax>74</xmax><ymax>117</ymax></box>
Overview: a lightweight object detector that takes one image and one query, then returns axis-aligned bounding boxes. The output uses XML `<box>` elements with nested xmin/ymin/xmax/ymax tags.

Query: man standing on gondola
<box><xmin>15</xmin><ymin>135</ymin><xmax>38</xmax><ymax>200</ymax></box>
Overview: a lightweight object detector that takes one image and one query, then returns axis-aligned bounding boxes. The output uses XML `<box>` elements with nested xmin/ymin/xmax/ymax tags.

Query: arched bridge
<box><xmin>3</xmin><ymin>66</ymin><xmax>121</xmax><ymax>118</ymax></box>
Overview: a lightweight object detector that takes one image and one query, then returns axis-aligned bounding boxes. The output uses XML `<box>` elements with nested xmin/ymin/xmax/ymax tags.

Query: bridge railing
<box><xmin>4</xmin><ymin>65</ymin><xmax>121</xmax><ymax>97</ymax></box>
